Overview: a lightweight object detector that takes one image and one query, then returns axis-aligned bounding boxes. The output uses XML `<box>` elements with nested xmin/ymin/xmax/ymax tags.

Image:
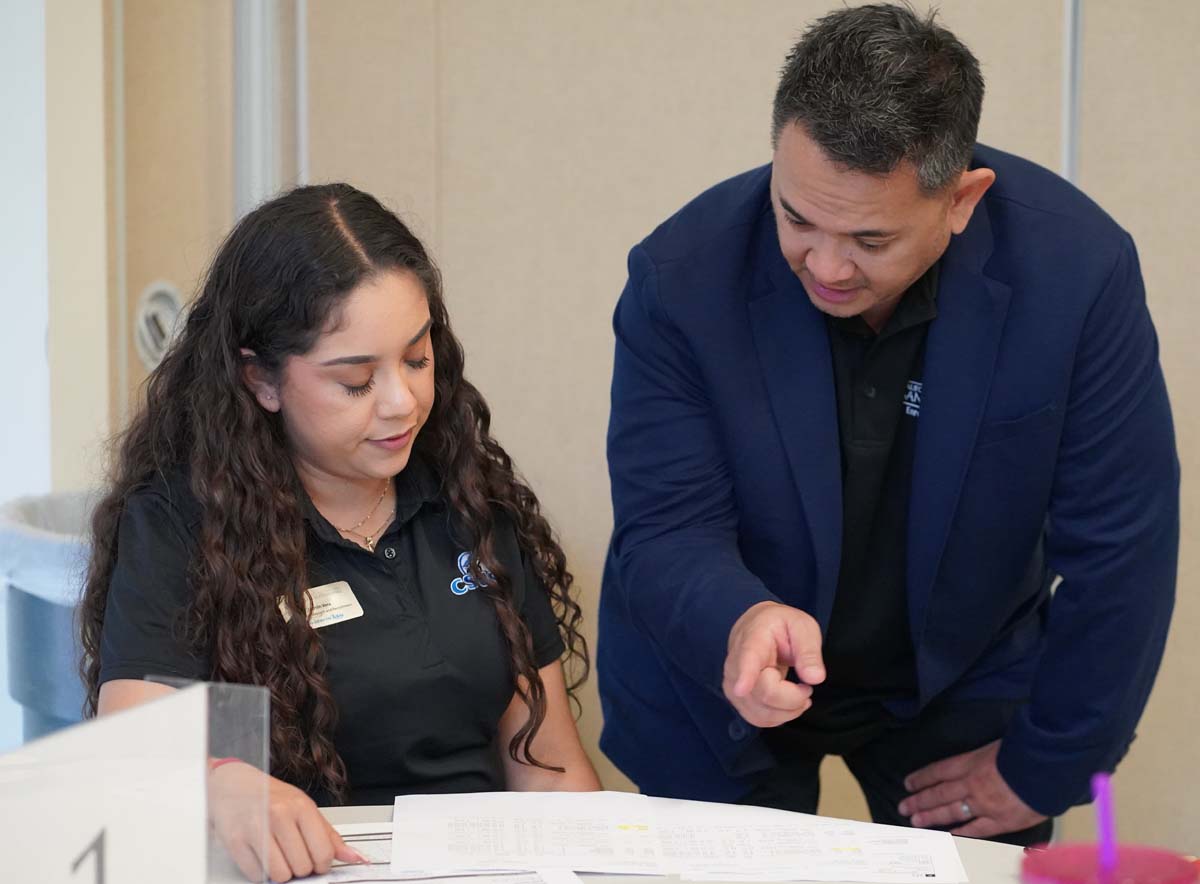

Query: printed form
<box><xmin>309</xmin><ymin>822</ymin><xmax>583</xmax><ymax>884</ymax></box>
<box><xmin>387</xmin><ymin>792</ymin><xmax>967</xmax><ymax>884</ymax></box>
<box><xmin>653</xmin><ymin>797</ymin><xmax>966</xmax><ymax>882</ymax></box>
<box><xmin>391</xmin><ymin>791</ymin><xmax>659</xmax><ymax>874</ymax></box>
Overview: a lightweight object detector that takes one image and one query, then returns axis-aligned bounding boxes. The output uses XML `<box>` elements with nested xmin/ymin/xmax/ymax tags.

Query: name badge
<box><xmin>279</xmin><ymin>581</ymin><xmax>364</xmax><ymax>629</ymax></box>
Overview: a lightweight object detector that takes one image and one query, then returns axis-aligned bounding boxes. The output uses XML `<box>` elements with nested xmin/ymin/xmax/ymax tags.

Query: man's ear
<box><xmin>240</xmin><ymin>348</ymin><xmax>282</xmax><ymax>413</ymax></box>
<box><xmin>947</xmin><ymin>167</ymin><xmax>996</xmax><ymax>235</ymax></box>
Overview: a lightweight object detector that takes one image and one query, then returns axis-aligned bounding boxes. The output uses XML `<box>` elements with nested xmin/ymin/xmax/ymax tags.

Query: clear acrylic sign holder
<box><xmin>0</xmin><ymin>681</ymin><xmax>270</xmax><ymax>883</ymax></box>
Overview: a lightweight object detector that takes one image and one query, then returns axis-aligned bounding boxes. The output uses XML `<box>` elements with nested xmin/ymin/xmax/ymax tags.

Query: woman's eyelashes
<box><xmin>343</xmin><ymin>377</ymin><xmax>375</xmax><ymax>398</ymax></box>
<box><xmin>340</xmin><ymin>355</ymin><xmax>430</xmax><ymax>397</ymax></box>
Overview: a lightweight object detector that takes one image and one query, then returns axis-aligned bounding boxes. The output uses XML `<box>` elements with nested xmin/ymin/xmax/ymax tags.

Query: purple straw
<box><xmin>1092</xmin><ymin>772</ymin><xmax>1118</xmax><ymax>872</ymax></box>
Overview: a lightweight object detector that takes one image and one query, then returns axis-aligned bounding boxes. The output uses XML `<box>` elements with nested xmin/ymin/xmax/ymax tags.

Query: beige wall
<box><xmin>103</xmin><ymin>0</ymin><xmax>1197</xmax><ymax>844</ymax></box>
<box><xmin>1060</xmin><ymin>0</ymin><xmax>1200</xmax><ymax>849</ymax></box>
<box><xmin>116</xmin><ymin>0</ymin><xmax>234</xmax><ymax>408</ymax></box>
<box><xmin>46</xmin><ymin>0</ymin><xmax>110</xmax><ymax>490</ymax></box>
<box><xmin>307</xmin><ymin>0</ymin><xmax>439</xmax><ymax>246</ymax></box>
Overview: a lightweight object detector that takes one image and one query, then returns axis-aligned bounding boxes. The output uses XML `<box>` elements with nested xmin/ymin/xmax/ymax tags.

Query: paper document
<box><xmin>388</xmin><ymin>792</ymin><xmax>967</xmax><ymax>884</ymax></box>
<box><xmin>653</xmin><ymin>797</ymin><xmax>967</xmax><ymax>883</ymax></box>
<box><xmin>391</xmin><ymin>791</ymin><xmax>659</xmax><ymax>874</ymax></box>
<box><xmin>310</xmin><ymin>822</ymin><xmax>576</xmax><ymax>884</ymax></box>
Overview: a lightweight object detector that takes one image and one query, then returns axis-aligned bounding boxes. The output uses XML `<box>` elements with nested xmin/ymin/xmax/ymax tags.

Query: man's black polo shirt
<box><xmin>99</xmin><ymin>456</ymin><xmax>565</xmax><ymax>804</ymax></box>
<box><xmin>768</xmin><ymin>264</ymin><xmax>939</xmax><ymax>756</ymax></box>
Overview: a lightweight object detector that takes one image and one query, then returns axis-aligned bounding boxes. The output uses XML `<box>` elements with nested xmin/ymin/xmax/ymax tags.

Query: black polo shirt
<box><xmin>98</xmin><ymin>456</ymin><xmax>565</xmax><ymax>805</ymax></box>
<box><xmin>768</xmin><ymin>264</ymin><xmax>938</xmax><ymax>756</ymax></box>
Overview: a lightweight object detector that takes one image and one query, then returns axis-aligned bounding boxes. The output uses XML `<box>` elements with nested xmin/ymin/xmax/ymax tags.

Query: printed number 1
<box><xmin>72</xmin><ymin>829</ymin><xmax>105</xmax><ymax>884</ymax></box>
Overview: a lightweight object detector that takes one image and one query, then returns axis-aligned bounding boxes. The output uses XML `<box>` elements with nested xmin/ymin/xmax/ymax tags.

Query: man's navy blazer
<box><xmin>599</xmin><ymin>145</ymin><xmax>1179</xmax><ymax>816</ymax></box>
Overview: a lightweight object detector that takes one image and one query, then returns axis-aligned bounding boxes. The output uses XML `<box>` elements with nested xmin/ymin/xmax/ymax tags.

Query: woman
<box><xmin>79</xmin><ymin>183</ymin><xmax>600</xmax><ymax>881</ymax></box>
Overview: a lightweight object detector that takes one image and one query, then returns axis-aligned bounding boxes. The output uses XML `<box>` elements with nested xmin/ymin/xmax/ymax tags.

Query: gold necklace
<box><xmin>334</xmin><ymin>479</ymin><xmax>391</xmax><ymax>551</ymax></box>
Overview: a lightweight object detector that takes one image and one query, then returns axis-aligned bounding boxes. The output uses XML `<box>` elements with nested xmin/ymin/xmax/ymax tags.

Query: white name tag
<box><xmin>279</xmin><ymin>581</ymin><xmax>364</xmax><ymax>629</ymax></box>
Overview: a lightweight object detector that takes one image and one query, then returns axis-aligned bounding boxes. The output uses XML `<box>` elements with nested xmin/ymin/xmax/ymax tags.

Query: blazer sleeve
<box><xmin>606</xmin><ymin>244</ymin><xmax>780</xmax><ymax>695</ymax></box>
<box><xmin>997</xmin><ymin>234</ymin><xmax>1180</xmax><ymax>815</ymax></box>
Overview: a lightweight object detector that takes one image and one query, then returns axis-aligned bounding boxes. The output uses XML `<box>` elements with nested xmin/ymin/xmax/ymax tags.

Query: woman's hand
<box><xmin>209</xmin><ymin>761</ymin><xmax>367</xmax><ymax>882</ymax></box>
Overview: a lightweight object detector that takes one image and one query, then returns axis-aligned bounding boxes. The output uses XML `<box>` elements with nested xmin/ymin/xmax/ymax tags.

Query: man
<box><xmin>598</xmin><ymin>3</ymin><xmax>1178</xmax><ymax>846</ymax></box>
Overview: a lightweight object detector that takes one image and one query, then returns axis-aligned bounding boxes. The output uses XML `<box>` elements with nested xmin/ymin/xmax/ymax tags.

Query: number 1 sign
<box><xmin>0</xmin><ymin>685</ymin><xmax>208</xmax><ymax>883</ymax></box>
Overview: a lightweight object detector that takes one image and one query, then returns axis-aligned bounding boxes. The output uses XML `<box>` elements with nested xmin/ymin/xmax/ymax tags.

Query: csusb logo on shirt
<box><xmin>904</xmin><ymin>380</ymin><xmax>923</xmax><ymax>417</ymax></box>
<box><xmin>451</xmin><ymin>551</ymin><xmax>494</xmax><ymax>595</ymax></box>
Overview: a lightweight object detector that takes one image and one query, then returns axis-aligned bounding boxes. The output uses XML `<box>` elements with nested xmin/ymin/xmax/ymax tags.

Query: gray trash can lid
<box><xmin>0</xmin><ymin>491</ymin><xmax>95</xmax><ymax>606</ymax></box>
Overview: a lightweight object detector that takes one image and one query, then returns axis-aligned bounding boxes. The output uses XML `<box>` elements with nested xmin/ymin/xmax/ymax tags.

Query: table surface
<box><xmin>322</xmin><ymin>804</ymin><xmax>1024</xmax><ymax>884</ymax></box>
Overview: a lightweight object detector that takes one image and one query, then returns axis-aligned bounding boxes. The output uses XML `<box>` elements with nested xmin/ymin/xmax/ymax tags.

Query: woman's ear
<box><xmin>239</xmin><ymin>348</ymin><xmax>282</xmax><ymax>413</ymax></box>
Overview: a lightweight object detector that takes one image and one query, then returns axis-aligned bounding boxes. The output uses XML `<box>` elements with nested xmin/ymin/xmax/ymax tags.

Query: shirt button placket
<box><xmin>383</xmin><ymin>546</ymin><xmax>397</xmax><ymax>560</ymax></box>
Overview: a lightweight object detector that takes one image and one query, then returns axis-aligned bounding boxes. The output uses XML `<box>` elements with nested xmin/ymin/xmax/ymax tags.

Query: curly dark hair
<box><xmin>79</xmin><ymin>183</ymin><xmax>587</xmax><ymax>802</ymax></box>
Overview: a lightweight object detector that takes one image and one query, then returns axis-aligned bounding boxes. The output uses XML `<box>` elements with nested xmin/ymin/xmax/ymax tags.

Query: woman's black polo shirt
<box><xmin>98</xmin><ymin>457</ymin><xmax>565</xmax><ymax>805</ymax></box>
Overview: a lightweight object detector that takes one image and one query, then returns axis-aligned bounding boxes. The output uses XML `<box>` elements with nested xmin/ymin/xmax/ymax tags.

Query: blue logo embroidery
<box><xmin>451</xmin><ymin>551</ymin><xmax>491</xmax><ymax>596</ymax></box>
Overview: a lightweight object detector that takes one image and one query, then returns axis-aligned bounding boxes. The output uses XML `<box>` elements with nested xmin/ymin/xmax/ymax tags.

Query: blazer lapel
<box><xmin>907</xmin><ymin>206</ymin><xmax>1012</xmax><ymax>644</ymax></box>
<box><xmin>748</xmin><ymin>234</ymin><xmax>843</xmax><ymax>625</ymax></box>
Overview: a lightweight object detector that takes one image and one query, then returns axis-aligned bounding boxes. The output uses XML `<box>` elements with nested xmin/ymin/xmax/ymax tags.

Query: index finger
<box><xmin>296</xmin><ymin>807</ymin><xmax>340</xmax><ymax>874</ymax></box>
<box><xmin>728</xmin><ymin>628</ymin><xmax>781</xmax><ymax>697</ymax></box>
<box><xmin>330</xmin><ymin>823</ymin><xmax>370</xmax><ymax>865</ymax></box>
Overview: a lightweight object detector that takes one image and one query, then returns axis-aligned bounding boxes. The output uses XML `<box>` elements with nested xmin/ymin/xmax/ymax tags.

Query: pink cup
<box><xmin>1022</xmin><ymin>843</ymin><xmax>1198</xmax><ymax>884</ymax></box>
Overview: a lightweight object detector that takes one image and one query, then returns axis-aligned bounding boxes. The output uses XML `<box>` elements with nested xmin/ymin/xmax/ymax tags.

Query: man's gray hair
<box><xmin>772</xmin><ymin>3</ymin><xmax>984</xmax><ymax>193</ymax></box>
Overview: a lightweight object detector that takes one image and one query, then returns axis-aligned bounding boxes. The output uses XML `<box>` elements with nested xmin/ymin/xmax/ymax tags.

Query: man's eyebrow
<box><xmin>779</xmin><ymin>196</ymin><xmax>807</xmax><ymax>222</ymax></box>
<box><xmin>318</xmin><ymin>318</ymin><xmax>433</xmax><ymax>366</ymax></box>
<box><xmin>779</xmin><ymin>196</ymin><xmax>896</xmax><ymax>239</ymax></box>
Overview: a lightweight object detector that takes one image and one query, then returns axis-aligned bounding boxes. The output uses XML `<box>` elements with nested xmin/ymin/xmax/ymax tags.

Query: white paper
<box><xmin>391</xmin><ymin>791</ymin><xmax>660</xmax><ymax>874</ymax></box>
<box><xmin>652</xmin><ymin>797</ymin><xmax>967</xmax><ymax>883</ymax></box>
<box><xmin>310</xmin><ymin>822</ymin><xmax>564</xmax><ymax>884</ymax></box>
<box><xmin>530</xmin><ymin>870</ymin><xmax>584</xmax><ymax>884</ymax></box>
<box><xmin>337</xmin><ymin>822</ymin><xmax>395</xmax><ymax>866</ymax></box>
<box><xmin>387</xmin><ymin>792</ymin><xmax>966</xmax><ymax>884</ymax></box>
<box><xmin>317</xmin><ymin>869</ymin><xmax>555</xmax><ymax>884</ymax></box>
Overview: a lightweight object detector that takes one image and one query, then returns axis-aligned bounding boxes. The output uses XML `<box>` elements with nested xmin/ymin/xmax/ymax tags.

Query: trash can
<box><xmin>0</xmin><ymin>491</ymin><xmax>93</xmax><ymax>741</ymax></box>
